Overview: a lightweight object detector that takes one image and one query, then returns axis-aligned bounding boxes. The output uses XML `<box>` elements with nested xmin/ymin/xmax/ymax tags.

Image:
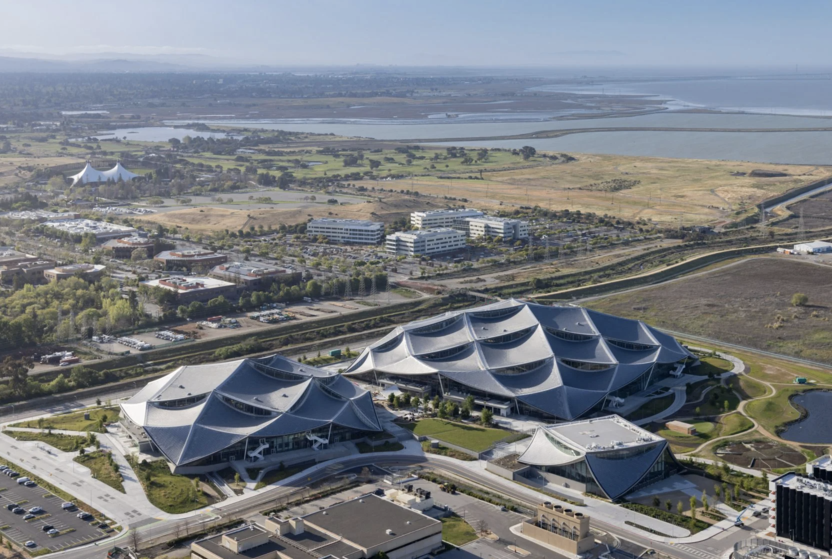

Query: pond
<box><xmin>779</xmin><ymin>390</ymin><xmax>832</xmax><ymax>443</ymax></box>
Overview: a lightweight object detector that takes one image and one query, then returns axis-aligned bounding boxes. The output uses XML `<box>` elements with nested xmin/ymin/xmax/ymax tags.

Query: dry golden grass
<box><xmin>369</xmin><ymin>153</ymin><xmax>831</xmax><ymax>225</ymax></box>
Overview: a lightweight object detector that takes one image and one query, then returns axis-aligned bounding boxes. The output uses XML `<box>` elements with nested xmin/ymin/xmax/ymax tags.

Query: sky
<box><xmin>2</xmin><ymin>0</ymin><xmax>831</xmax><ymax>69</ymax></box>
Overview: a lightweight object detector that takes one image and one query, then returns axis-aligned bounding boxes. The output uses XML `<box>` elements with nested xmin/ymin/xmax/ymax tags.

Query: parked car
<box><xmin>61</xmin><ymin>502</ymin><xmax>75</xmax><ymax>510</ymax></box>
<box><xmin>24</xmin><ymin>481</ymin><xmax>36</xmax><ymax>487</ymax></box>
<box><xmin>5</xmin><ymin>503</ymin><xmax>15</xmax><ymax>511</ymax></box>
<box><xmin>24</xmin><ymin>541</ymin><xmax>35</xmax><ymax>548</ymax></box>
<box><xmin>77</xmin><ymin>512</ymin><xmax>92</xmax><ymax>520</ymax></box>
<box><xmin>41</xmin><ymin>524</ymin><xmax>54</xmax><ymax>532</ymax></box>
<box><xmin>23</xmin><ymin>514</ymin><xmax>34</xmax><ymax>520</ymax></box>
<box><xmin>47</xmin><ymin>529</ymin><xmax>59</xmax><ymax>536</ymax></box>
<box><xmin>28</xmin><ymin>507</ymin><xmax>43</xmax><ymax>514</ymax></box>
<box><xmin>12</xmin><ymin>507</ymin><xmax>24</xmax><ymax>514</ymax></box>
<box><xmin>16</xmin><ymin>477</ymin><xmax>29</xmax><ymax>485</ymax></box>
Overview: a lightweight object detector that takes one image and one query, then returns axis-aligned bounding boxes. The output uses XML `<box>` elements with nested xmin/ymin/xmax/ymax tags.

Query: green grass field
<box><xmin>15</xmin><ymin>406</ymin><xmax>120</xmax><ymax>432</ymax></box>
<box><xmin>129</xmin><ymin>459</ymin><xmax>210</xmax><ymax>514</ymax></box>
<box><xmin>441</xmin><ymin>515</ymin><xmax>478</xmax><ymax>546</ymax></box>
<box><xmin>74</xmin><ymin>451</ymin><xmax>124</xmax><ymax>493</ymax></box>
<box><xmin>4</xmin><ymin>431</ymin><xmax>89</xmax><ymax>452</ymax></box>
<box><xmin>745</xmin><ymin>386</ymin><xmax>810</xmax><ymax>435</ymax></box>
<box><xmin>693</xmin><ymin>356</ymin><xmax>733</xmax><ymax>377</ymax></box>
<box><xmin>404</xmin><ymin>419</ymin><xmax>519</xmax><ymax>452</ymax></box>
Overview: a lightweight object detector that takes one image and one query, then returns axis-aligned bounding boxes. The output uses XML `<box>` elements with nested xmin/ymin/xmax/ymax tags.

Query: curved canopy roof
<box><xmin>121</xmin><ymin>354</ymin><xmax>381</xmax><ymax>467</ymax></box>
<box><xmin>345</xmin><ymin>299</ymin><xmax>692</xmax><ymax>419</ymax></box>
<box><xmin>70</xmin><ymin>162</ymin><xmax>139</xmax><ymax>186</ymax></box>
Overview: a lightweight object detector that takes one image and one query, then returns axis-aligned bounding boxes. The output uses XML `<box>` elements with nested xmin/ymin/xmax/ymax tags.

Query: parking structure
<box><xmin>0</xmin><ymin>466</ymin><xmax>110</xmax><ymax>552</ymax></box>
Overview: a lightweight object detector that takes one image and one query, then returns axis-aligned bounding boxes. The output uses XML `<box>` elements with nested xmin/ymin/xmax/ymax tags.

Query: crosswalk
<box><xmin>669</xmin><ymin>542</ymin><xmax>723</xmax><ymax>559</ymax></box>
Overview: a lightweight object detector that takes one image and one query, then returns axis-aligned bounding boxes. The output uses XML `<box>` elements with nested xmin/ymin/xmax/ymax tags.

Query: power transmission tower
<box><xmin>358</xmin><ymin>276</ymin><xmax>366</xmax><ymax>298</ymax></box>
<box><xmin>370</xmin><ymin>275</ymin><xmax>377</xmax><ymax>300</ymax></box>
<box><xmin>344</xmin><ymin>278</ymin><xmax>352</xmax><ymax>299</ymax></box>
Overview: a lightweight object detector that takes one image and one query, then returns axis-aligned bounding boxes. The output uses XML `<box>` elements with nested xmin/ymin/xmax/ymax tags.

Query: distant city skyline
<box><xmin>2</xmin><ymin>0</ymin><xmax>832</xmax><ymax>69</ymax></box>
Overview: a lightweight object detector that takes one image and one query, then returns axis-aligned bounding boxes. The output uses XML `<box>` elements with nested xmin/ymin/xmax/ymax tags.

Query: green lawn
<box><xmin>356</xmin><ymin>441</ymin><xmax>404</xmax><ymax>454</ymax></box>
<box><xmin>441</xmin><ymin>515</ymin><xmax>478</xmax><ymax>546</ymax></box>
<box><xmin>4</xmin><ymin>431</ymin><xmax>89</xmax><ymax>452</ymax></box>
<box><xmin>129</xmin><ymin>459</ymin><xmax>210</xmax><ymax>514</ymax></box>
<box><xmin>15</xmin><ymin>406</ymin><xmax>120</xmax><ymax>432</ymax></box>
<box><xmin>403</xmin><ymin>419</ymin><xmax>519</xmax><ymax>452</ymax></box>
<box><xmin>720</xmin><ymin>413</ymin><xmax>754</xmax><ymax>437</ymax></box>
<box><xmin>391</xmin><ymin>287</ymin><xmax>421</xmax><ymax>299</ymax></box>
<box><xmin>745</xmin><ymin>386</ymin><xmax>810</xmax><ymax>435</ymax></box>
<box><xmin>74</xmin><ymin>451</ymin><xmax>124</xmax><ymax>493</ymax></box>
<box><xmin>626</xmin><ymin>395</ymin><xmax>674</xmax><ymax>421</ymax></box>
<box><xmin>693</xmin><ymin>356</ymin><xmax>733</xmax><ymax>377</ymax></box>
<box><xmin>255</xmin><ymin>466</ymin><xmax>305</xmax><ymax>490</ymax></box>
<box><xmin>421</xmin><ymin>441</ymin><xmax>477</xmax><ymax>461</ymax></box>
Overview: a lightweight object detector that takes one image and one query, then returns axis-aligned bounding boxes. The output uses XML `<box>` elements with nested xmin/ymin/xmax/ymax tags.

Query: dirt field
<box><xmin>364</xmin><ymin>154</ymin><xmax>832</xmax><ymax>225</ymax></box>
<box><xmin>134</xmin><ymin>196</ymin><xmax>446</xmax><ymax>232</ymax></box>
<box><xmin>715</xmin><ymin>439</ymin><xmax>806</xmax><ymax>470</ymax></box>
<box><xmin>586</xmin><ymin>256</ymin><xmax>832</xmax><ymax>364</ymax></box>
<box><xmin>780</xmin><ymin>189</ymin><xmax>832</xmax><ymax>230</ymax></box>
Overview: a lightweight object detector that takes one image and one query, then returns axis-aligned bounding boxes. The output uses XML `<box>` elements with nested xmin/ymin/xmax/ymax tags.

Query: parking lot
<box><xmin>0</xmin><ymin>468</ymin><xmax>110</xmax><ymax>553</ymax></box>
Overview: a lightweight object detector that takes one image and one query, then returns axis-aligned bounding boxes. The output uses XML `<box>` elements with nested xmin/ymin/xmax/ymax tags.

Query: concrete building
<box><xmin>385</xmin><ymin>228</ymin><xmax>466</xmax><ymax>257</ymax></box>
<box><xmin>141</xmin><ymin>276</ymin><xmax>236</xmax><ymax>304</ymax></box>
<box><xmin>666</xmin><ymin>420</ymin><xmax>697</xmax><ymax>435</ymax></box>
<box><xmin>346</xmin><ymin>299</ymin><xmax>692</xmax><ymax>421</ymax></box>
<box><xmin>410</xmin><ymin>208</ymin><xmax>484</xmax><ymax>229</ymax></box>
<box><xmin>0</xmin><ymin>259</ymin><xmax>56</xmax><ymax>285</ymax></box>
<box><xmin>307</xmin><ymin>218</ymin><xmax>384</xmax><ymax>245</ymax></box>
<box><xmin>210</xmin><ymin>262</ymin><xmax>301</xmax><ymax>290</ymax></box>
<box><xmin>771</xmin><ymin>460</ymin><xmax>832</xmax><ymax>553</ymax></box>
<box><xmin>191</xmin><ymin>494</ymin><xmax>441</xmax><ymax>559</ymax></box>
<box><xmin>793</xmin><ymin>240</ymin><xmax>832</xmax><ymax>255</ymax></box>
<box><xmin>103</xmin><ymin>236</ymin><xmax>155</xmax><ymax>259</ymax></box>
<box><xmin>43</xmin><ymin>263</ymin><xmax>106</xmax><ymax>282</ymax></box>
<box><xmin>41</xmin><ymin>218</ymin><xmax>136</xmax><ymax>240</ymax></box>
<box><xmin>120</xmin><ymin>354</ymin><xmax>381</xmax><ymax>473</ymax></box>
<box><xmin>463</xmin><ymin>215</ymin><xmax>529</xmax><ymax>241</ymax></box>
<box><xmin>0</xmin><ymin>248</ymin><xmax>41</xmax><ymax>268</ymax></box>
<box><xmin>153</xmin><ymin>249</ymin><xmax>227</xmax><ymax>271</ymax></box>
<box><xmin>522</xmin><ymin>501</ymin><xmax>595</xmax><ymax>557</ymax></box>
<box><xmin>518</xmin><ymin>415</ymin><xmax>679</xmax><ymax>501</ymax></box>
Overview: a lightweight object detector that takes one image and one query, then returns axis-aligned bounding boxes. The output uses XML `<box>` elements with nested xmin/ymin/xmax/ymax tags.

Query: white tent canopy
<box><xmin>70</xmin><ymin>162</ymin><xmax>139</xmax><ymax>186</ymax></box>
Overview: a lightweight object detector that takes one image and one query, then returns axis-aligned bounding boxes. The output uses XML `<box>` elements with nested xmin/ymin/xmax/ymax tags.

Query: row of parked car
<box><xmin>0</xmin><ymin>466</ymin><xmax>36</xmax><ymax>488</ymax></box>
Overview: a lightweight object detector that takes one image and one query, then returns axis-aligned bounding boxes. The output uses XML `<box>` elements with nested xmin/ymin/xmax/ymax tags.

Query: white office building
<box><xmin>386</xmin><ymin>228</ymin><xmax>466</xmax><ymax>256</ymax></box>
<box><xmin>410</xmin><ymin>208</ymin><xmax>484</xmax><ymax>229</ymax></box>
<box><xmin>307</xmin><ymin>218</ymin><xmax>384</xmax><ymax>245</ymax></box>
<box><xmin>464</xmin><ymin>216</ymin><xmax>529</xmax><ymax>241</ymax></box>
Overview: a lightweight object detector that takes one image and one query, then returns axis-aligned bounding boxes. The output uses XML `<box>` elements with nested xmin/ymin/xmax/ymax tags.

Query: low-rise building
<box><xmin>153</xmin><ymin>249</ymin><xmax>228</xmax><ymax>271</ymax></box>
<box><xmin>41</xmin><ymin>218</ymin><xmax>136</xmax><ymax>240</ymax></box>
<box><xmin>771</xmin><ymin>460</ymin><xmax>832</xmax><ymax>553</ymax></box>
<box><xmin>0</xmin><ymin>259</ymin><xmax>56</xmax><ymax>285</ymax></box>
<box><xmin>44</xmin><ymin>263</ymin><xmax>106</xmax><ymax>282</ymax></box>
<box><xmin>521</xmin><ymin>501</ymin><xmax>595</xmax><ymax>557</ymax></box>
<box><xmin>210</xmin><ymin>262</ymin><xmax>300</xmax><ymax>290</ymax></box>
<box><xmin>0</xmin><ymin>248</ymin><xmax>41</xmax><ymax>269</ymax></box>
<box><xmin>385</xmin><ymin>228</ymin><xmax>466</xmax><ymax>256</ymax></box>
<box><xmin>307</xmin><ymin>218</ymin><xmax>384</xmax><ymax>244</ymax></box>
<box><xmin>410</xmin><ymin>208</ymin><xmax>484</xmax><ymax>229</ymax></box>
<box><xmin>463</xmin><ymin>215</ymin><xmax>529</xmax><ymax>241</ymax></box>
<box><xmin>666</xmin><ymin>420</ymin><xmax>697</xmax><ymax>435</ymax></box>
<box><xmin>103</xmin><ymin>236</ymin><xmax>155</xmax><ymax>259</ymax></box>
<box><xmin>794</xmin><ymin>240</ymin><xmax>832</xmax><ymax>255</ymax></box>
<box><xmin>191</xmin><ymin>494</ymin><xmax>442</xmax><ymax>559</ymax></box>
<box><xmin>141</xmin><ymin>276</ymin><xmax>236</xmax><ymax>304</ymax></box>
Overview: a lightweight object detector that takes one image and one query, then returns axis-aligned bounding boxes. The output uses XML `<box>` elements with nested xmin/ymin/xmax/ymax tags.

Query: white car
<box><xmin>24</xmin><ymin>541</ymin><xmax>35</xmax><ymax>548</ymax></box>
<box><xmin>28</xmin><ymin>506</ymin><xmax>43</xmax><ymax>514</ymax></box>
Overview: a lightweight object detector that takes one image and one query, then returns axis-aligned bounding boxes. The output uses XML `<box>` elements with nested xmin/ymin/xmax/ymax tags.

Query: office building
<box><xmin>210</xmin><ymin>262</ymin><xmax>300</xmax><ymax>290</ymax></box>
<box><xmin>0</xmin><ymin>259</ymin><xmax>56</xmax><ymax>285</ymax></box>
<box><xmin>522</xmin><ymin>502</ymin><xmax>595</xmax><ymax>556</ymax></box>
<box><xmin>141</xmin><ymin>276</ymin><xmax>236</xmax><ymax>304</ymax></box>
<box><xmin>41</xmin><ymin>219</ymin><xmax>137</xmax><ymax>240</ymax></box>
<box><xmin>771</xmin><ymin>465</ymin><xmax>832</xmax><ymax>553</ymax></box>
<box><xmin>410</xmin><ymin>208</ymin><xmax>484</xmax><ymax>229</ymax></box>
<box><xmin>385</xmin><ymin>228</ymin><xmax>466</xmax><ymax>256</ymax></box>
<box><xmin>153</xmin><ymin>249</ymin><xmax>227</xmax><ymax>271</ymax></box>
<box><xmin>463</xmin><ymin>215</ymin><xmax>529</xmax><ymax>241</ymax></box>
<box><xmin>518</xmin><ymin>415</ymin><xmax>679</xmax><ymax>501</ymax></box>
<box><xmin>103</xmin><ymin>236</ymin><xmax>155</xmax><ymax>259</ymax></box>
<box><xmin>307</xmin><ymin>218</ymin><xmax>384</xmax><ymax>244</ymax></box>
<box><xmin>345</xmin><ymin>298</ymin><xmax>692</xmax><ymax>420</ymax></box>
<box><xmin>120</xmin><ymin>354</ymin><xmax>381</xmax><ymax>473</ymax></box>
<box><xmin>44</xmin><ymin>263</ymin><xmax>106</xmax><ymax>282</ymax></box>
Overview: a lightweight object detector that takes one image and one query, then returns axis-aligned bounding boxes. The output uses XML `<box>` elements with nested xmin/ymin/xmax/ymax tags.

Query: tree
<box><xmin>387</xmin><ymin>392</ymin><xmax>395</xmax><ymax>405</ymax></box>
<box><xmin>665</xmin><ymin>500</ymin><xmax>672</xmax><ymax>512</ymax></box>
<box><xmin>689</xmin><ymin>496</ymin><xmax>697</xmax><ymax>519</ymax></box>
<box><xmin>234</xmin><ymin>472</ymin><xmax>241</xmax><ymax>486</ymax></box>
<box><xmin>702</xmin><ymin>492</ymin><xmax>709</xmax><ymax>512</ymax></box>
<box><xmin>677</xmin><ymin>501</ymin><xmax>683</xmax><ymax>515</ymax></box>
<box><xmin>723</xmin><ymin>400</ymin><xmax>730</xmax><ymax>413</ymax></box>
<box><xmin>792</xmin><ymin>292</ymin><xmax>809</xmax><ymax>307</ymax></box>
<box><xmin>480</xmin><ymin>408</ymin><xmax>493</xmax><ymax>426</ymax></box>
<box><xmin>723</xmin><ymin>482</ymin><xmax>731</xmax><ymax>503</ymax></box>
<box><xmin>652</xmin><ymin>496</ymin><xmax>661</xmax><ymax>508</ymax></box>
<box><xmin>129</xmin><ymin>528</ymin><xmax>142</xmax><ymax>552</ymax></box>
<box><xmin>520</xmin><ymin>146</ymin><xmax>537</xmax><ymax>160</ymax></box>
<box><xmin>734</xmin><ymin>483</ymin><xmax>740</xmax><ymax>500</ymax></box>
<box><xmin>714</xmin><ymin>485</ymin><xmax>722</xmax><ymax>501</ymax></box>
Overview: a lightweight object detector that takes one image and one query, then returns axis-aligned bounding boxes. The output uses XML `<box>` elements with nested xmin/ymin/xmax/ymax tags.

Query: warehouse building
<box><xmin>41</xmin><ymin>219</ymin><xmax>136</xmax><ymax>240</ymax></box>
<box><xmin>103</xmin><ymin>236</ymin><xmax>155</xmax><ymax>259</ymax></box>
<box><xmin>307</xmin><ymin>218</ymin><xmax>384</xmax><ymax>244</ymax></box>
<box><xmin>141</xmin><ymin>276</ymin><xmax>236</xmax><ymax>304</ymax></box>
<box><xmin>44</xmin><ymin>263</ymin><xmax>106</xmax><ymax>282</ymax></box>
<box><xmin>410</xmin><ymin>208</ymin><xmax>484</xmax><ymax>229</ymax></box>
<box><xmin>463</xmin><ymin>215</ymin><xmax>529</xmax><ymax>241</ymax></box>
<box><xmin>385</xmin><ymin>228</ymin><xmax>466</xmax><ymax>257</ymax></box>
<box><xmin>518</xmin><ymin>415</ymin><xmax>679</xmax><ymax>501</ymax></box>
<box><xmin>153</xmin><ymin>249</ymin><xmax>227</xmax><ymax>271</ymax></box>
<box><xmin>210</xmin><ymin>261</ymin><xmax>300</xmax><ymax>290</ymax></box>
<box><xmin>345</xmin><ymin>298</ymin><xmax>692</xmax><ymax>420</ymax></box>
<box><xmin>793</xmin><ymin>240</ymin><xmax>832</xmax><ymax>255</ymax></box>
<box><xmin>120</xmin><ymin>354</ymin><xmax>381</xmax><ymax>473</ymax></box>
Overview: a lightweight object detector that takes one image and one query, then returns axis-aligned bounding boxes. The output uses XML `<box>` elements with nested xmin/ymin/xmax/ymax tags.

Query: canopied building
<box><xmin>344</xmin><ymin>299</ymin><xmax>692</xmax><ymax>419</ymax></box>
<box><xmin>518</xmin><ymin>415</ymin><xmax>679</xmax><ymax>501</ymax></box>
<box><xmin>120</xmin><ymin>354</ymin><xmax>381</xmax><ymax>473</ymax></box>
<box><xmin>70</xmin><ymin>162</ymin><xmax>139</xmax><ymax>186</ymax></box>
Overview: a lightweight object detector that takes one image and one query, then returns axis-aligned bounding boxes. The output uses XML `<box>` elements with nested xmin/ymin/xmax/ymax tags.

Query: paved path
<box><xmin>634</xmin><ymin>386</ymin><xmax>687</xmax><ymax>426</ymax></box>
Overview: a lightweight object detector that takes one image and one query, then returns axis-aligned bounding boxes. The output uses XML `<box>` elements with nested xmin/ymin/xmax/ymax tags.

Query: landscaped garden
<box><xmin>441</xmin><ymin>515</ymin><xmax>478</xmax><ymax>546</ymax></box>
<box><xmin>402</xmin><ymin>418</ymin><xmax>524</xmax><ymax>452</ymax></box>
<box><xmin>74</xmin><ymin>451</ymin><xmax>124</xmax><ymax>493</ymax></box>
<box><xmin>4</xmin><ymin>430</ymin><xmax>93</xmax><ymax>452</ymax></box>
<box><xmin>15</xmin><ymin>406</ymin><xmax>120</xmax><ymax>432</ymax></box>
<box><xmin>128</xmin><ymin>458</ymin><xmax>212</xmax><ymax>513</ymax></box>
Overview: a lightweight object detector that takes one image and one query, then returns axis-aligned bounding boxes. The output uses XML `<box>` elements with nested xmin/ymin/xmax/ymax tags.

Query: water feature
<box><xmin>779</xmin><ymin>390</ymin><xmax>832</xmax><ymax>443</ymax></box>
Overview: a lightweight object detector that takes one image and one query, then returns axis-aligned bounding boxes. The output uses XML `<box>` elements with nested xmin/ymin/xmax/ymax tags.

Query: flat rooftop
<box><xmin>0</xmin><ymin>248</ymin><xmax>34</xmax><ymax>262</ymax></box>
<box><xmin>774</xmin><ymin>472</ymin><xmax>832</xmax><ymax>499</ymax></box>
<box><xmin>212</xmin><ymin>261</ymin><xmax>290</xmax><ymax>277</ymax></box>
<box><xmin>155</xmin><ymin>249</ymin><xmax>223</xmax><ymax>260</ymax></box>
<box><xmin>413</xmin><ymin>208</ymin><xmax>482</xmax><ymax>216</ymax></box>
<box><xmin>42</xmin><ymin>218</ymin><xmax>136</xmax><ymax>235</ymax></box>
<box><xmin>303</xmin><ymin>494</ymin><xmax>439</xmax><ymax>549</ymax></box>
<box><xmin>143</xmin><ymin>276</ymin><xmax>235</xmax><ymax>292</ymax></box>
<box><xmin>309</xmin><ymin>218</ymin><xmax>383</xmax><ymax>228</ymax></box>
<box><xmin>196</xmin><ymin>526</ymin><xmax>316</xmax><ymax>559</ymax></box>
<box><xmin>546</xmin><ymin>415</ymin><xmax>659</xmax><ymax>452</ymax></box>
<box><xmin>389</xmin><ymin>227</ymin><xmax>461</xmax><ymax>238</ymax></box>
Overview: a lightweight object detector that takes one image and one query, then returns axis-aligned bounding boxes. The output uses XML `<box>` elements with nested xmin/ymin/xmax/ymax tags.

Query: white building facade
<box><xmin>307</xmin><ymin>218</ymin><xmax>384</xmax><ymax>244</ymax></box>
<box><xmin>410</xmin><ymin>208</ymin><xmax>484</xmax><ymax>229</ymax></box>
<box><xmin>464</xmin><ymin>216</ymin><xmax>529</xmax><ymax>241</ymax></box>
<box><xmin>386</xmin><ymin>228</ymin><xmax>466</xmax><ymax>256</ymax></box>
